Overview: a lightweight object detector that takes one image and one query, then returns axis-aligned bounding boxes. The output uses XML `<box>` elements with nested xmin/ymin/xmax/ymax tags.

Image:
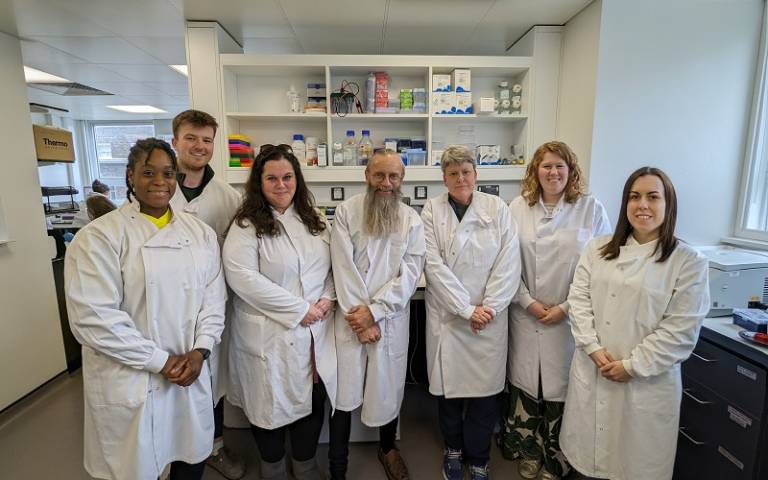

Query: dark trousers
<box><xmin>251</xmin><ymin>381</ymin><xmax>327</xmax><ymax>463</ymax></box>
<box><xmin>328</xmin><ymin>410</ymin><xmax>398</xmax><ymax>477</ymax></box>
<box><xmin>437</xmin><ymin>394</ymin><xmax>500</xmax><ymax>467</ymax></box>
<box><xmin>214</xmin><ymin>398</ymin><xmax>224</xmax><ymax>439</ymax></box>
<box><xmin>168</xmin><ymin>460</ymin><xmax>206</xmax><ymax>480</ymax></box>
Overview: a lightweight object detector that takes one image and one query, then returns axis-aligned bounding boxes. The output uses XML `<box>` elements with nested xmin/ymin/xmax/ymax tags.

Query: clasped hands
<box><xmin>470</xmin><ymin>305</ymin><xmax>495</xmax><ymax>333</ymax></box>
<box><xmin>589</xmin><ymin>348</ymin><xmax>632</xmax><ymax>383</ymax></box>
<box><xmin>526</xmin><ymin>301</ymin><xmax>566</xmax><ymax>325</ymax></box>
<box><xmin>301</xmin><ymin>297</ymin><xmax>334</xmax><ymax>327</ymax></box>
<box><xmin>160</xmin><ymin>350</ymin><xmax>205</xmax><ymax>387</ymax></box>
<box><xmin>346</xmin><ymin>305</ymin><xmax>380</xmax><ymax>344</ymax></box>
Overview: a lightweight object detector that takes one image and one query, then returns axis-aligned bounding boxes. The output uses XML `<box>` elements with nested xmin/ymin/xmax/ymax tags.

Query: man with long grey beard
<box><xmin>328</xmin><ymin>150</ymin><xmax>426</xmax><ymax>480</ymax></box>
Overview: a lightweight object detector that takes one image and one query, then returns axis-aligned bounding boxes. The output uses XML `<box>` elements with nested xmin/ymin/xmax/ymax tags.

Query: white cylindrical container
<box><xmin>306</xmin><ymin>136</ymin><xmax>319</xmax><ymax>166</ymax></box>
<box><xmin>291</xmin><ymin>134</ymin><xmax>306</xmax><ymax>164</ymax></box>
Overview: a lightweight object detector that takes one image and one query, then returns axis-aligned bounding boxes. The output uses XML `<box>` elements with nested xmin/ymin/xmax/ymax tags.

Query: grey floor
<box><xmin>0</xmin><ymin>372</ymin><xmax>526</xmax><ymax>479</ymax></box>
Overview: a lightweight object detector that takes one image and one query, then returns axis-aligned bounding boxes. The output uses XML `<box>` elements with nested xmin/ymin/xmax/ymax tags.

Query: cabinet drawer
<box><xmin>682</xmin><ymin>339</ymin><xmax>766</xmax><ymax>417</ymax></box>
<box><xmin>679</xmin><ymin>377</ymin><xmax>759</xmax><ymax>476</ymax></box>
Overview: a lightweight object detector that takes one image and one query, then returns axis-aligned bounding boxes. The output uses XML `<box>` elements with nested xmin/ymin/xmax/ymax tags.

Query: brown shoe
<box><xmin>378</xmin><ymin>448</ymin><xmax>410</xmax><ymax>480</ymax></box>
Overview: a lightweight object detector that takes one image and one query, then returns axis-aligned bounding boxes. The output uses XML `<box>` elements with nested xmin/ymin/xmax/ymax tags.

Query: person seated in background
<box><xmin>72</xmin><ymin>179</ymin><xmax>116</xmax><ymax>226</ymax></box>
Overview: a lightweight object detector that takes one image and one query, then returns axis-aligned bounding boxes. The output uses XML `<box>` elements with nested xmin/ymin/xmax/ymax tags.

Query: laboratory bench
<box><xmin>674</xmin><ymin>316</ymin><xmax>768</xmax><ymax>480</ymax></box>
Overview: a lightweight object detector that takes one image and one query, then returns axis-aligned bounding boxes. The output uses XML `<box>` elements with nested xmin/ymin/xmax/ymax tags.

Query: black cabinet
<box><xmin>674</xmin><ymin>331</ymin><xmax>768</xmax><ymax>480</ymax></box>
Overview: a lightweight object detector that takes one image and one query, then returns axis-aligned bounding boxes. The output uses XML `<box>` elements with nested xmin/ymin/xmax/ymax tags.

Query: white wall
<box><xmin>556</xmin><ymin>0</ymin><xmax>602</xmax><ymax>180</ymax></box>
<box><xmin>588</xmin><ymin>0</ymin><xmax>763</xmax><ymax>244</ymax></box>
<box><xmin>0</xmin><ymin>32</ymin><xmax>66</xmax><ymax>410</ymax></box>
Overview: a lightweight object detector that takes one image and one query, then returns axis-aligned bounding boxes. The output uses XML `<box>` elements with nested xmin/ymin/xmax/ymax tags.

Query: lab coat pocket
<box><xmin>627</xmin><ymin>368</ymin><xmax>679</xmax><ymax>419</ymax></box>
<box><xmin>234</xmin><ymin>309</ymin><xmax>272</xmax><ymax>359</ymax></box>
<box><xmin>637</xmin><ymin>287</ymin><xmax>673</xmax><ymax>331</ymax></box>
<box><xmin>384</xmin><ymin>314</ymin><xmax>408</xmax><ymax>358</ymax></box>
<box><xmin>83</xmin><ymin>347</ymin><xmax>148</xmax><ymax>407</ymax></box>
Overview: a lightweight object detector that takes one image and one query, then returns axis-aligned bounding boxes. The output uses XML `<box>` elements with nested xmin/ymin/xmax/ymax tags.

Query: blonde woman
<box><xmin>503</xmin><ymin>141</ymin><xmax>610</xmax><ymax>480</ymax></box>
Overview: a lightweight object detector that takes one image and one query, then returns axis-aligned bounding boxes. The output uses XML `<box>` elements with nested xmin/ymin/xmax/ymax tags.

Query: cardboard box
<box><xmin>33</xmin><ymin>124</ymin><xmax>75</xmax><ymax>162</ymax></box>
<box><xmin>451</xmin><ymin>69</ymin><xmax>471</xmax><ymax>92</ymax></box>
<box><xmin>431</xmin><ymin>92</ymin><xmax>455</xmax><ymax>114</ymax></box>
<box><xmin>432</xmin><ymin>74</ymin><xmax>451</xmax><ymax>92</ymax></box>
<box><xmin>455</xmin><ymin>92</ymin><xmax>473</xmax><ymax>114</ymax></box>
<box><xmin>479</xmin><ymin>97</ymin><xmax>496</xmax><ymax>113</ymax></box>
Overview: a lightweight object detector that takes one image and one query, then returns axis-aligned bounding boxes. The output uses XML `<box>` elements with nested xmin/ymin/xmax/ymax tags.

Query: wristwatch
<box><xmin>195</xmin><ymin>348</ymin><xmax>211</xmax><ymax>360</ymax></box>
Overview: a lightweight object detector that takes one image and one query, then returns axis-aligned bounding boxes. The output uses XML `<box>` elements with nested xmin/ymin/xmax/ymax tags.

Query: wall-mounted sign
<box><xmin>33</xmin><ymin>124</ymin><xmax>75</xmax><ymax>163</ymax></box>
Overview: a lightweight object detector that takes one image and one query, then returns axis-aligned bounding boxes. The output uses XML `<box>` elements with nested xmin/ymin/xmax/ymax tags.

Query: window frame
<box><xmin>735</xmin><ymin>5</ymin><xmax>768</xmax><ymax>242</ymax></box>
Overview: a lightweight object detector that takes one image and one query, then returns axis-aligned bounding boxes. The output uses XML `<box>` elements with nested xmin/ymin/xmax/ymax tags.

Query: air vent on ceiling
<box><xmin>28</xmin><ymin>82</ymin><xmax>113</xmax><ymax>96</ymax></box>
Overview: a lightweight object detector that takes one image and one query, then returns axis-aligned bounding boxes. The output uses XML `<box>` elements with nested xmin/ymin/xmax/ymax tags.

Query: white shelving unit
<box><xmin>218</xmin><ymin>55</ymin><xmax>534</xmax><ymax>184</ymax></box>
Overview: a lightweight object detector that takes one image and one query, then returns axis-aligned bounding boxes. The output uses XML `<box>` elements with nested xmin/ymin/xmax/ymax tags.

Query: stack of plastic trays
<box><xmin>228</xmin><ymin>134</ymin><xmax>254</xmax><ymax>167</ymax></box>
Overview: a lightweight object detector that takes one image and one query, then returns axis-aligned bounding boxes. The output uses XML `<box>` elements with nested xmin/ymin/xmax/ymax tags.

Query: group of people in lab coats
<box><xmin>65</xmin><ymin>108</ymin><xmax>710</xmax><ymax>480</ymax></box>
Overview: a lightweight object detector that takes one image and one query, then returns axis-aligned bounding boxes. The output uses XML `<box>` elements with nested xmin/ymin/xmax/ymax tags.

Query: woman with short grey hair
<box><xmin>423</xmin><ymin>144</ymin><xmax>521</xmax><ymax>480</ymax></box>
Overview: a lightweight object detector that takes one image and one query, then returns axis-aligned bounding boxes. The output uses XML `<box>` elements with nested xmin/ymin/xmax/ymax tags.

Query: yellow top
<box><xmin>141</xmin><ymin>208</ymin><xmax>172</xmax><ymax>229</ymax></box>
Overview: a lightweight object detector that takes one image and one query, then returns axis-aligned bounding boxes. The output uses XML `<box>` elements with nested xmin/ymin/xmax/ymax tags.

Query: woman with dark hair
<box><xmin>560</xmin><ymin>167</ymin><xmax>710</xmax><ymax>480</ymax></box>
<box><xmin>503</xmin><ymin>141</ymin><xmax>610</xmax><ymax>480</ymax></box>
<box><xmin>222</xmin><ymin>145</ymin><xmax>336</xmax><ymax>480</ymax></box>
<box><xmin>65</xmin><ymin>138</ymin><xmax>227</xmax><ymax>480</ymax></box>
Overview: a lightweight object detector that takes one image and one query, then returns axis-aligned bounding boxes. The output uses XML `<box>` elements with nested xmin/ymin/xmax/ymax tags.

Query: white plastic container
<box><xmin>317</xmin><ymin>143</ymin><xmax>328</xmax><ymax>166</ymax></box>
<box><xmin>287</xmin><ymin>85</ymin><xmax>301</xmax><ymax>113</ymax></box>
<box><xmin>291</xmin><ymin>134</ymin><xmax>306</xmax><ymax>164</ymax></box>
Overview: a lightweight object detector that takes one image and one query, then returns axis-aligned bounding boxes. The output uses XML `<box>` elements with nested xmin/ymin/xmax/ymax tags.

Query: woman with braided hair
<box><xmin>65</xmin><ymin>138</ymin><xmax>227</xmax><ymax>480</ymax></box>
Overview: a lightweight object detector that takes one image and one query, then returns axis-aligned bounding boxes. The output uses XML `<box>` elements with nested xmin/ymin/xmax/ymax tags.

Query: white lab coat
<box><xmin>422</xmin><ymin>192</ymin><xmax>520</xmax><ymax>398</ymax></box>
<box><xmin>65</xmin><ymin>202</ymin><xmax>226</xmax><ymax>480</ymax></box>
<box><xmin>560</xmin><ymin>235</ymin><xmax>709</xmax><ymax>480</ymax></box>
<box><xmin>331</xmin><ymin>193</ymin><xmax>426</xmax><ymax>427</ymax></box>
<box><xmin>222</xmin><ymin>206</ymin><xmax>337</xmax><ymax>429</ymax></box>
<box><xmin>171</xmin><ymin>173</ymin><xmax>241</xmax><ymax>402</ymax></box>
<box><xmin>508</xmin><ymin>195</ymin><xmax>611</xmax><ymax>401</ymax></box>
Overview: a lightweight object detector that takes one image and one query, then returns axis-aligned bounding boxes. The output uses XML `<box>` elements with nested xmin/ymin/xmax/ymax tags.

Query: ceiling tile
<box><xmin>292</xmin><ymin>26</ymin><xmax>382</xmax><ymax>54</ymax></box>
<box><xmin>94</xmin><ymin>64</ymin><xmax>187</xmax><ymax>83</ymax></box>
<box><xmin>181</xmin><ymin>0</ymin><xmax>288</xmax><ymax>43</ymax></box>
<box><xmin>243</xmin><ymin>37</ymin><xmax>304</xmax><ymax>54</ymax></box>
<box><xmin>386</xmin><ymin>0</ymin><xmax>494</xmax><ymax>27</ymax></box>
<box><xmin>38</xmin><ymin>63</ymin><xmax>134</xmax><ymax>83</ymax></box>
<box><xmin>279</xmin><ymin>0</ymin><xmax>386</xmax><ymax>27</ymax></box>
<box><xmin>125</xmin><ymin>36</ymin><xmax>187</xmax><ymax>65</ymax></box>
<box><xmin>21</xmin><ymin>40</ymin><xmax>89</xmax><ymax>66</ymax></box>
<box><xmin>480</xmin><ymin>0</ymin><xmax>589</xmax><ymax>26</ymax></box>
<box><xmin>141</xmin><ymin>81</ymin><xmax>189</xmax><ymax>96</ymax></box>
<box><xmin>87</xmin><ymin>82</ymin><xmax>165</xmax><ymax>96</ymax></box>
<box><xmin>58</xmin><ymin>0</ymin><xmax>185</xmax><ymax>37</ymax></box>
<box><xmin>29</xmin><ymin>36</ymin><xmax>163</xmax><ymax>64</ymax></box>
<box><xmin>382</xmin><ymin>25</ymin><xmax>466</xmax><ymax>55</ymax></box>
<box><xmin>14</xmin><ymin>0</ymin><xmax>112</xmax><ymax>37</ymax></box>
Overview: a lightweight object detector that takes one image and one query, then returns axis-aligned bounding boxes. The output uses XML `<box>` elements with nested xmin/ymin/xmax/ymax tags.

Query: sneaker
<box><xmin>442</xmin><ymin>448</ymin><xmax>463</xmax><ymax>480</ymax></box>
<box><xmin>469</xmin><ymin>463</ymin><xmax>490</xmax><ymax>480</ymax></box>
<box><xmin>518</xmin><ymin>459</ymin><xmax>542</xmax><ymax>479</ymax></box>
<box><xmin>206</xmin><ymin>447</ymin><xmax>246</xmax><ymax>480</ymax></box>
<box><xmin>378</xmin><ymin>447</ymin><xmax>410</xmax><ymax>480</ymax></box>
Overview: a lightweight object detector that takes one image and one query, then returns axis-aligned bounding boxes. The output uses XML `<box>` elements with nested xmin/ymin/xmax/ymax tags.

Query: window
<box><xmin>86</xmin><ymin>121</ymin><xmax>175</xmax><ymax>201</ymax></box>
<box><xmin>736</xmin><ymin>7</ymin><xmax>768</xmax><ymax>242</ymax></box>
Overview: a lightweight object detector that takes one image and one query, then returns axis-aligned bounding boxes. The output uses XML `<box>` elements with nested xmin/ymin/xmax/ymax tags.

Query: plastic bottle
<box><xmin>366</xmin><ymin>72</ymin><xmax>376</xmax><ymax>113</ymax></box>
<box><xmin>287</xmin><ymin>85</ymin><xmax>301</xmax><ymax>113</ymax></box>
<box><xmin>291</xmin><ymin>134</ymin><xmax>306</xmax><ymax>164</ymax></box>
<box><xmin>332</xmin><ymin>142</ymin><xmax>344</xmax><ymax>166</ymax></box>
<box><xmin>305</xmin><ymin>136</ymin><xmax>319</xmax><ymax>166</ymax></box>
<box><xmin>342</xmin><ymin>130</ymin><xmax>357</xmax><ymax>166</ymax></box>
<box><xmin>357</xmin><ymin>129</ymin><xmax>373</xmax><ymax>166</ymax></box>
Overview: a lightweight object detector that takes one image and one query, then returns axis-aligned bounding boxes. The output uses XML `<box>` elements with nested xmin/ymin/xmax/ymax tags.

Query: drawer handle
<box><xmin>679</xmin><ymin>427</ymin><xmax>706</xmax><ymax>446</ymax></box>
<box><xmin>683</xmin><ymin>388</ymin><xmax>713</xmax><ymax>405</ymax></box>
<box><xmin>690</xmin><ymin>351</ymin><xmax>718</xmax><ymax>363</ymax></box>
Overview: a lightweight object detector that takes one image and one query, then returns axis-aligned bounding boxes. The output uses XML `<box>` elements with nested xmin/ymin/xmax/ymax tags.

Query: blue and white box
<box><xmin>431</xmin><ymin>92</ymin><xmax>455</xmax><ymax>114</ymax></box>
<box><xmin>432</xmin><ymin>74</ymin><xmax>451</xmax><ymax>92</ymax></box>
<box><xmin>455</xmin><ymin>92</ymin><xmax>473</xmax><ymax>114</ymax></box>
<box><xmin>451</xmin><ymin>69</ymin><xmax>471</xmax><ymax>92</ymax></box>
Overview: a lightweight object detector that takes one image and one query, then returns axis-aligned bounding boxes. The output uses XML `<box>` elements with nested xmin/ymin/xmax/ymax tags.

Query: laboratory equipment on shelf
<box><xmin>291</xmin><ymin>134</ymin><xmax>306</xmax><ymax>164</ymax></box>
<box><xmin>696</xmin><ymin>245</ymin><xmax>768</xmax><ymax>317</ymax></box>
<box><xmin>42</xmin><ymin>186</ymin><xmax>79</xmax><ymax>214</ymax></box>
<box><xmin>287</xmin><ymin>85</ymin><xmax>301</xmax><ymax>113</ymax></box>
<box><xmin>343</xmin><ymin>130</ymin><xmax>357</xmax><ymax>166</ymax></box>
<box><xmin>332</xmin><ymin>142</ymin><xmax>344</xmax><ymax>166</ymax></box>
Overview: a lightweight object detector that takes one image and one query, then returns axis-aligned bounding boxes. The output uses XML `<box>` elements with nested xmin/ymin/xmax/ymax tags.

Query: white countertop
<box><xmin>703</xmin><ymin>316</ymin><xmax>768</xmax><ymax>357</ymax></box>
